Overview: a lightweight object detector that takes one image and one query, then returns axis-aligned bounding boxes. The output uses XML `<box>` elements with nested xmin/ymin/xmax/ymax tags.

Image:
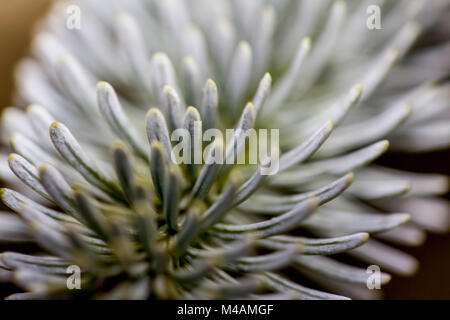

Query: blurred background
<box><xmin>0</xmin><ymin>0</ymin><xmax>449</xmax><ymax>299</ymax></box>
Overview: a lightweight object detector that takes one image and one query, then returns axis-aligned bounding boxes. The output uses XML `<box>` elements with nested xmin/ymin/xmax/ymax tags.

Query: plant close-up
<box><xmin>0</xmin><ymin>0</ymin><xmax>449</xmax><ymax>300</ymax></box>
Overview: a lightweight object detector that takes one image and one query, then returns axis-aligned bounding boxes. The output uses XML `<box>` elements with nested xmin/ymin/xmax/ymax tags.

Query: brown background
<box><xmin>0</xmin><ymin>0</ymin><xmax>449</xmax><ymax>299</ymax></box>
